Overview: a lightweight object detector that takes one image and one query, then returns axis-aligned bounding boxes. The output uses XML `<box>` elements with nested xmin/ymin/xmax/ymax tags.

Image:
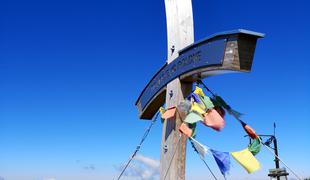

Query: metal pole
<box><xmin>246</xmin><ymin>134</ymin><xmax>282</xmax><ymax>180</ymax></box>
<box><xmin>272</xmin><ymin>136</ymin><xmax>280</xmax><ymax>180</ymax></box>
<box><xmin>273</xmin><ymin>136</ymin><xmax>280</xmax><ymax>169</ymax></box>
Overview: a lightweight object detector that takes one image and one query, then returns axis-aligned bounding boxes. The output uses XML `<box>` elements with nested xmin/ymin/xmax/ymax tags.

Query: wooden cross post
<box><xmin>135</xmin><ymin>1</ymin><xmax>264</xmax><ymax>180</ymax></box>
<box><xmin>160</xmin><ymin>1</ymin><xmax>194</xmax><ymax>180</ymax></box>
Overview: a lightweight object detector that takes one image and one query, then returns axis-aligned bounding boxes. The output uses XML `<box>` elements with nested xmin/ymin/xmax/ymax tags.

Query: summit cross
<box><xmin>135</xmin><ymin>1</ymin><xmax>264</xmax><ymax>179</ymax></box>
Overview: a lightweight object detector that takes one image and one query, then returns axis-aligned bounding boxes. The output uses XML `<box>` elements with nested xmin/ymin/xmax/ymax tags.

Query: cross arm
<box><xmin>136</xmin><ymin>29</ymin><xmax>264</xmax><ymax>120</ymax></box>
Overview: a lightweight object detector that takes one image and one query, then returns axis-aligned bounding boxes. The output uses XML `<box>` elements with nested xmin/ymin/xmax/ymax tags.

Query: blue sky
<box><xmin>0</xmin><ymin>0</ymin><xmax>309</xmax><ymax>180</ymax></box>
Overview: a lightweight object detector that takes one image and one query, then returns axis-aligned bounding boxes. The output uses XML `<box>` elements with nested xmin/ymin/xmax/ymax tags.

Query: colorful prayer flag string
<box><xmin>160</xmin><ymin>82</ymin><xmax>301</xmax><ymax>179</ymax></box>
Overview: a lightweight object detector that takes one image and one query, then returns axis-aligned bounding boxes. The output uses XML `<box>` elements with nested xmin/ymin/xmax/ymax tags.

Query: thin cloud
<box><xmin>84</xmin><ymin>164</ymin><xmax>96</xmax><ymax>170</ymax></box>
<box><xmin>76</xmin><ymin>160</ymin><xmax>96</xmax><ymax>171</ymax></box>
<box><xmin>116</xmin><ymin>154</ymin><xmax>160</xmax><ymax>180</ymax></box>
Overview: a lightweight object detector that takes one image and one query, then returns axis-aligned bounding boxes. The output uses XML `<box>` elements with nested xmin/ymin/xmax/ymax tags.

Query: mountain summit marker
<box><xmin>135</xmin><ymin>1</ymin><xmax>264</xmax><ymax>179</ymax></box>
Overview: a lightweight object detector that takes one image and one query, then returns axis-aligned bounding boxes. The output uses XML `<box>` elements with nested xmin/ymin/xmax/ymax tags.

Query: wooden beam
<box><xmin>160</xmin><ymin>0</ymin><xmax>194</xmax><ymax>179</ymax></box>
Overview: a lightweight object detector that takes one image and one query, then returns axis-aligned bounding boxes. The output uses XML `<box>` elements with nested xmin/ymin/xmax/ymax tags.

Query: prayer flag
<box><xmin>231</xmin><ymin>148</ymin><xmax>261</xmax><ymax>173</ymax></box>
<box><xmin>200</xmin><ymin>95</ymin><xmax>215</xmax><ymax>110</ymax></box>
<box><xmin>214</xmin><ymin>106</ymin><xmax>225</xmax><ymax>118</ymax></box>
<box><xmin>184</xmin><ymin>112</ymin><xmax>203</xmax><ymax>124</ymax></box>
<box><xmin>190</xmin><ymin>102</ymin><xmax>206</xmax><ymax>115</ymax></box>
<box><xmin>248</xmin><ymin>138</ymin><xmax>261</xmax><ymax>156</ymax></box>
<box><xmin>159</xmin><ymin>107</ymin><xmax>166</xmax><ymax>119</ymax></box>
<box><xmin>240</xmin><ymin>120</ymin><xmax>258</xmax><ymax>139</ymax></box>
<box><xmin>210</xmin><ymin>149</ymin><xmax>231</xmax><ymax>177</ymax></box>
<box><xmin>202</xmin><ymin>109</ymin><xmax>225</xmax><ymax>131</ymax></box>
<box><xmin>162</xmin><ymin>106</ymin><xmax>176</xmax><ymax>120</ymax></box>
<box><xmin>189</xmin><ymin>137</ymin><xmax>209</xmax><ymax>159</ymax></box>
<box><xmin>229</xmin><ymin>109</ymin><xmax>243</xmax><ymax>119</ymax></box>
<box><xmin>214</xmin><ymin>95</ymin><xmax>230</xmax><ymax>110</ymax></box>
<box><xmin>244</xmin><ymin>124</ymin><xmax>258</xmax><ymax>139</ymax></box>
<box><xmin>194</xmin><ymin>86</ymin><xmax>205</xmax><ymax>97</ymax></box>
<box><xmin>177</xmin><ymin>100</ymin><xmax>192</xmax><ymax>114</ymax></box>
<box><xmin>179</xmin><ymin>123</ymin><xmax>192</xmax><ymax>137</ymax></box>
<box><xmin>188</xmin><ymin>123</ymin><xmax>197</xmax><ymax>138</ymax></box>
<box><xmin>188</xmin><ymin>93</ymin><xmax>203</xmax><ymax>104</ymax></box>
<box><xmin>213</xmin><ymin>95</ymin><xmax>242</xmax><ymax>119</ymax></box>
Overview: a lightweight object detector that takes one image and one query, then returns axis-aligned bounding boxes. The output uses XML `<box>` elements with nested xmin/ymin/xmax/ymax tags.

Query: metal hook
<box><xmin>163</xmin><ymin>145</ymin><xmax>168</xmax><ymax>153</ymax></box>
<box><xmin>171</xmin><ymin>45</ymin><xmax>175</xmax><ymax>55</ymax></box>
<box><xmin>169</xmin><ymin>90</ymin><xmax>173</xmax><ymax>99</ymax></box>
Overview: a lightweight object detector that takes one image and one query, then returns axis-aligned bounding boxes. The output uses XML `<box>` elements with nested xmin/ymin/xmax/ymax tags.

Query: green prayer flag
<box><xmin>214</xmin><ymin>95</ymin><xmax>243</xmax><ymax>119</ymax></box>
<box><xmin>188</xmin><ymin>123</ymin><xmax>197</xmax><ymax>138</ymax></box>
<box><xmin>184</xmin><ymin>112</ymin><xmax>203</xmax><ymax>124</ymax></box>
<box><xmin>200</xmin><ymin>95</ymin><xmax>214</xmax><ymax>110</ymax></box>
<box><xmin>214</xmin><ymin>96</ymin><xmax>230</xmax><ymax>110</ymax></box>
<box><xmin>248</xmin><ymin>138</ymin><xmax>261</xmax><ymax>156</ymax></box>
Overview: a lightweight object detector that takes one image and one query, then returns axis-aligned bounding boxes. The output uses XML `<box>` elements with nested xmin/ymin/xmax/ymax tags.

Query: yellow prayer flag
<box><xmin>190</xmin><ymin>102</ymin><xmax>206</xmax><ymax>115</ymax></box>
<box><xmin>231</xmin><ymin>148</ymin><xmax>261</xmax><ymax>174</ymax></box>
<box><xmin>194</xmin><ymin>86</ymin><xmax>205</xmax><ymax>97</ymax></box>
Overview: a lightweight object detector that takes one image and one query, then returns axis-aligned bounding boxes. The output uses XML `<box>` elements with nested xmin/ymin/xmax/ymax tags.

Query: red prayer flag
<box><xmin>179</xmin><ymin>123</ymin><xmax>192</xmax><ymax>137</ymax></box>
<box><xmin>202</xmin><ymin>109</ymin><xmax>225</xmax><ymax>131</ymax></box>
<box><xmin>214</xmin><ymin>106</ymin><xmax>225</xmax><ymax>118</ymax></box>
<box><xmin>239</xmin><ymin>120</ymin><xmax>258</xmax><ymax>139</ymax></box>
<box><xmin>162</xmin><ymin>106</ymin><xmax>176</xmax><ymax>120</ymax></box>
<box><xmin>244</xmin><ymin>124</ymin><xmax>258</xmax><ymax>139</ymax></box>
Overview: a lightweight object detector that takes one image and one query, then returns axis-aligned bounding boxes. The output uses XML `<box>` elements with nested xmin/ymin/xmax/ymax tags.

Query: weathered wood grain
<box><xmin>160</xmin><ymin>0</ymin><xmax>194</xmax><ymax>179</ymax></box>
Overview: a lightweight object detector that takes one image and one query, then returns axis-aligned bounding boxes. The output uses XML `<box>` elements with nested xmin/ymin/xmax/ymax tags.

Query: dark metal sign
<box><xmin>139</xmin><ymin>39</ymin><xmax>226</xmax><ymax>111</ymax></box>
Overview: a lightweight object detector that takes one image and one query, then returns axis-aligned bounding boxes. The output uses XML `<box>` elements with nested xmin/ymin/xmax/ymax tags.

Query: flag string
<box><xmin>197</xmin><ymin>79</ymin><xmax>216</xmax><ymax>96</ymax></box>
<box><xmin>119</xmin><ymin>80</ymin><xmax>302</xmax><ymax>180</ymax></box>
<box><xmin>196</xmin><ymin>79</ymin><xmax>302</xmax><ymax>179</ymax></box>
<box><xmin>189</xmin><ymin>138</ymin><xmax>218</xmax><ymax>180</ymax></box>
<box><xmin>163</xmin><ymin>110</ymin><xmax>188</xmax><ymax>180</ymax></box>
<box><xmin>200</xmin><ymin>157</ymin><xmax>219</xmax><ymax>180</ymax></box>
<box><xmin>262</xmin><ymin>141</ymin><xmax>302</xmax><ymax>180</ymax></box>
<box><xmin>163</xmin><ymin>109</ymin><xmax>218</xmax><ymax>180</ymax></box>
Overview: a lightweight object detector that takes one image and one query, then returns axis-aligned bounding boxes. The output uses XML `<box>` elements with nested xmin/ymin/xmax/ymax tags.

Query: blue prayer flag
<box><xmin>187</xmin><ymin>93</ymin><xmax>203</xmax><ymax>104</ymax></box>
<box><xmin>210</xmin><ymin>149</ymin><xmax>230</xmax><ymax>178</ymax></box>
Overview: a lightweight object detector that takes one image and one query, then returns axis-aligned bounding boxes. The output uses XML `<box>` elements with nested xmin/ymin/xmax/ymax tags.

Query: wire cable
<box><xmin>163</xmin><ymin>110</ymin><xmax>186</xmax><ymax>180</ymax></box>
<box><xmin>200</xmin><ymin>157</ymin><xmax>219</xmax><ymax>180</ymax></box>
<box><xmin>262</xmin><ymin>143</ymin><xmax>302</xmax><ymax>180</ymax></box>
<box><xmin>197</xmin><ymin>79</ymin><xmax>216</xmax><ymax>96</ymax></box>
<box><xmin>117</xmin><ymin>112</ymin><xmax>160</xmax><ymax>180</ymax></box>
<box><xmin>198</xmin><ymin>79</ymin><xmax>244</xmax><ymax>124</ymax></box>
<box><xmin>199</xmin><ymin>79</ymin><xmax>301</xmax><ymax>180</ymax></box>
<box><xmin>189</xmin><ymin>138</ymin><xmax>218</xmax><ymax>180</ymax></box>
